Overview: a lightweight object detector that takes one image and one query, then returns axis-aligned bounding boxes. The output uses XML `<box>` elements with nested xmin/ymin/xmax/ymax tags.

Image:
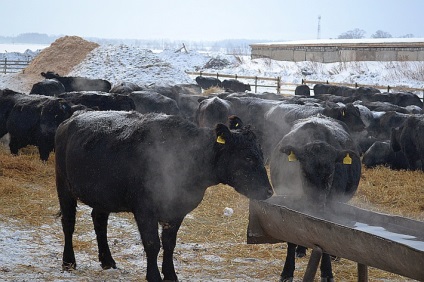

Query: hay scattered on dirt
<box><xmin>24</xmin><ymin>36</ymin><xmax>99</xmax><ymax>76</ymax></box>
<box><xmin>0</xmin><ymin>144</ymin><xmax>422</xmax><ymax>281</ymax></box>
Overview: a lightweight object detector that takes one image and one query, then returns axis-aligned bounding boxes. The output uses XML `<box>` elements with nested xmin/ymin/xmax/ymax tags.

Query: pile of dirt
<box><xmin>24</xmin><ymin>36</ymin><xmax>99</xmax><ymax>76</ymax></box>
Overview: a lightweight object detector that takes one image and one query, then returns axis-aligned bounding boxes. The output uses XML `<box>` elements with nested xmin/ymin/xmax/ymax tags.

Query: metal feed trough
<box><xmin>247</xmin><ymin>195</ymin><xmax>424</xmax><ymax>281</ymax></box>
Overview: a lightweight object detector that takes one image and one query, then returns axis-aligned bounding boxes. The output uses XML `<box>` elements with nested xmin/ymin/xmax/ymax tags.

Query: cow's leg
<box><xmin>160</xmin><ymin>218</ymin><xmax>184</xmax><ymax>281</ymax></box>
<box><xmin>134</xmin><ymin>212</ymin><xmax>162</xmax><ymax>282</ymax></box>
<box><xmin>91</xmin><ymin>209</ymin><xmax>116</xmax><ymax>269</ymax></box>
<box><xmin>295</xmin><ymin>245</ymin><xmax>307</xmax><ymax>258</ymax></box>
<box><xmin>8</xmin><ymin>135</ymin><xmax>26</xmax><ymax>155</ymax></box>
<box><xmin>57</xmin><ymin>177</ymin><xmax>78</xmax><ymax>270</ymax></box>
<box><xmin>320</xmin><ymin>253</ymin><xmax>334</xmax><ymax>282</ymax></box>
<box><xmin>38</xmin><ymin>146</ymin><xmax>51</xmax><ymax>162</ymax></box>
<box><xmin>280</xmin><ymin>242</ymin><xmax>296</xmax><ymax>282</ymax></box>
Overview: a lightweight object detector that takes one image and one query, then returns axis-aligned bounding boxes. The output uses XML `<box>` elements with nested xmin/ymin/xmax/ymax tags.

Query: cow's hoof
<box><xmin>101</xmin><ymin>262</ymin><xmax>117</xmax><ymax>270</ymax></box>
<box><xmin>62</xmin><ymin>261</ymin><xmax>76</xmax><ymax>271</ymax></box>
<box><xmin>321</xmin><ymin>277</ymin><xmax>334</xmax><ymax>282</ymax></box>
<box><xmin>280</xmin><ymin>277</ymin><xmax>293</xmax><ymax>282</ymax></box>
<box><xmin>296</xmin><ymin>251</ymin><xmax>306</xmax><ymax>258</ymax></box>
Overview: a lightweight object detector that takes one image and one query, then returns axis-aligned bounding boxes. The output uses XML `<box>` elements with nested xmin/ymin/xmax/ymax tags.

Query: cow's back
<box><xmin>55</xmin><ymin>111</ymin><xmax>211</xmax><ymax>215</ymax></box>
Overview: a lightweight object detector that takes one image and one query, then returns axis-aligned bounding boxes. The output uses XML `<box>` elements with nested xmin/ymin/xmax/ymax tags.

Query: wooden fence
<box><xmin>185</xmin><ymin>71</ymin><xmax>284</xmax><ymax>93</ymax></box>
<box><xmin>1</xmin><ymin>58</ymin><xmax>30</xmax><ymax>74</ymax></box>
<box><xmin>186</xmin><ymin>70</ymin><xmax>424</xmax><ymax>98</ymax></box>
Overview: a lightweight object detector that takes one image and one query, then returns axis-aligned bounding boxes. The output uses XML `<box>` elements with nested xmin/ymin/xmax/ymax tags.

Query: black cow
<box><xmin>263</xmin><ymin>102</ymin><xmax>365</xmax><ymax>161</ymax></box>
<box><xmin>30</xmin><ymin>79</ymin><xmax>66</xmax><ymax>96</ymax></box>
<box><xmin>362</xmin><ymin>141</ymin><xmax>410</xmax><ymax>170</ymax></box>
<box><xmin>0</xmin><ymin>89</ymin><xmax>73</xmax><ymax>161</ymax></box>
<box><xmin>269</xmin><ymin>115</ymin><xmax>361</xmax><ymax>281</ymax></box>
<box><xmin>41</xmin><ymin>71</ymin><xmax>111</xmax><ymax>92</ymax></box>
<box><xmin>129</xmin><ymin>91</ymin><xmax>180</xmax><ymax>115</ymax></box>
<box><xmin>366</xmin><ymin>111</ymin><xmax>410</xmax><ymax>141</ymax></box>
<box><xmin>55</xmin><ymin>112</ymin><xmax>273</xmax><ymax>281</ymax></box>
<box><xmin>222</xmin><ymin>79</ymin><xmax>251</xmax><ymax>92</ymax></box>
<box><xmin>391</xmin><ymin>115</ymin><xmax>424</xmax><ymax>171</ymax></box>
<box><xmin>195</xmin><ymin>76</ymin><xmax>222</xmax><ymax>90</ymax></box>
<box><xmin>109</xmin><ymin>81</ymin><xmax>143</xmax><ymax>94</ymax></box>
<box><xmin>195</xmin><ymin>96</ymin><xmax>234</xmax><ymax>128</ymax></box>
<box><xmin>360</xmin><ymin>91</ymin><xmax>423</xmax><ymax>108</ymax></box>
<box><xmin>57</xmin><ymin>92</ymin><xmax>135</xmax><ymax>111</ymax></box>
<box><xmin>294</xmin><ymin>84</ymin><xmax>310</xmax><ymax>96</ymax></box>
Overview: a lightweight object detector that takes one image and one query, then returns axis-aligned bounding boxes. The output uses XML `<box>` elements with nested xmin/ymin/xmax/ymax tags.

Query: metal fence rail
<box><xmin>1</xmin><ymin>58</ymin><xmax>30</xmax><ymax>74</ymax></box>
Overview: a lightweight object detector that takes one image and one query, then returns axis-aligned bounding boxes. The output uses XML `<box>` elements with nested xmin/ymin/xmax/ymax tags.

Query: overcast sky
<box><xmin>2</xmin><ymin>0</ymin><xmax>423</xmax><ymax>41</ymax></box>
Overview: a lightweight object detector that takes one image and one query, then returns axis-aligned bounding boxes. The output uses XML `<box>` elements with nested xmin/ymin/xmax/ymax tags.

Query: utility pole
<box><xmin>317</xmin><ymin>15</ymin><xmax>321</xmax><ymax>39</ymax></box>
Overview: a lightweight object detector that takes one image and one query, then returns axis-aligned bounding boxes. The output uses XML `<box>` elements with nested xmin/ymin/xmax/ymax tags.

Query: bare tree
<box><xmin>337</xmin><ymin>28</ymin><xmax>366</xmax><ymax>39</ymax></box>
<box><xmin>371</xmin><ymin>30</ymin><xmax>392</xmax><ymax>38</ymax></box>
<box><xmin>400</xmin><ymin>33</ymin><xmax>415</xmax><ymax>38</ymax></box>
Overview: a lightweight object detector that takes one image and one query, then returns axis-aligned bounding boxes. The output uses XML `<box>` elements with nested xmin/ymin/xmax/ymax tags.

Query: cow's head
<box><xmin>41</xmin><ymin>71</ymin><xmax>60</xmax><ymax>79</ymax></box>
<box><xmin>213</xmin><ymin>120</ymin><xmax>273</xmax><ymax>200</ymax></box>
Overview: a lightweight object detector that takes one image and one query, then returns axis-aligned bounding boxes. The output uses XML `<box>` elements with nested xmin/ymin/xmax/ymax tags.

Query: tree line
<box><xmin>337</xmin><ymin>28</ymin><xmax>414</xmax><ymax>39</ymax></box>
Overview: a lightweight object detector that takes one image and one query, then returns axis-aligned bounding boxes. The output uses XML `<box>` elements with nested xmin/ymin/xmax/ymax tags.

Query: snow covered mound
<box><xmin>68</xmin><ymin>45</ymin><xmax>219</xmax><ymax>87</ymax></box>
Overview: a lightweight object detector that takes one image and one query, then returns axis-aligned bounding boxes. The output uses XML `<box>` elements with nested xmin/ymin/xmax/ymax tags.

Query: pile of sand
<box><xmin>24</xmin><ymin>36</ymin><xmax>99</xmax><ymax>76</ymax></box>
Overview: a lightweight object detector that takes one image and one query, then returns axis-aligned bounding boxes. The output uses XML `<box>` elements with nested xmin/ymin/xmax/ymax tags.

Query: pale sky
<box><xmin>1</xmin><ymin>0</ymin><xmax>423</xmax><ymax>41</ymax></box>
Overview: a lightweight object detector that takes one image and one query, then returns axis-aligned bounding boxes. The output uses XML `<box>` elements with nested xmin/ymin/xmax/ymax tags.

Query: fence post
<box><xmin>255</xmin><ymin>76</ymin><xmax>258</xmax><ymax>93</ymax></box>
<box><xmin>387</xmin><ymin>85</ymin><xmax>391</xmax><ymax>93</ymax></box>
<box><xmin>301</xmin><ymin>78</ymin><xmax>305</xmax><ymax>84</ymax></box>
<box><xmin>216</xmin><ymin>72</ymin><xmax>219</xmax><ymax>79</ymax></box>
<box><xmin>277</xmin><ymin>77</ymin><xmax>281</xmax><ymax>94</ymax></box>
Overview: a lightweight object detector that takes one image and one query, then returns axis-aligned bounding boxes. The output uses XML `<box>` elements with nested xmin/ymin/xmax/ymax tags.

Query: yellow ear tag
<box><xmin>216</xmin><ymin>135</ymin><xmax>226</xmax><ymax>144</ymax></box>
<box><xmin>343</xmin><ymin>153</ymin><xmax>352</xmax><ymax>165</ymax></box>
<box><xmin>342</xmin><ymin>110</ymin><xmax>346</xmax><ymax>117</ymax></box>
<box><xmin>288</xmin><ymin>151</ymin><xmax>297</xmax><ymax>162</ymax></box>
<box><xmin>235</xmin><ymin>123</ymin><xmax>239</xmax><ymax>128</ymax></box>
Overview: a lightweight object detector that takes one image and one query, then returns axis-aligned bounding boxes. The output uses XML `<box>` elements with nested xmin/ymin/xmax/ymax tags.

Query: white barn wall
<box><xmin>250</xmin><ymin>39</ymin><xmax>424</xmax><ymax>62</ymax></box>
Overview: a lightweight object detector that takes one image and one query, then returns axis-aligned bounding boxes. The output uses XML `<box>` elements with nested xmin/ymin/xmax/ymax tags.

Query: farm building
<box><xmin>250</xmin><ymin>38</ymin><xmax>424</xmax><ymax>63</ymax></box>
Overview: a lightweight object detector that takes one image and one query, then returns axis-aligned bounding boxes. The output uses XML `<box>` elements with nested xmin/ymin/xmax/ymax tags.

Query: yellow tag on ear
<box><xmin>342</xmin><ymin>110</ymin><xmax>346</xmax><ymax>117</ymax></box>
<box><xmin>288</xmin><ymin>151</ymin><xmax>297</xmax><ymax>162</ymax></box>
<box><xmin>235</xmin><ymin>123</ymin><xmax>239</xmax><ymax>128</ymax></box>
<box><xmin>343</xmin><ymin>153</ymin><xmax>352</xmax><ymax>165</ymax></box>
<box><xmin>217</xmin><ymin>135</ymin><xmax>226</xmax><ymax>144</ymax></box>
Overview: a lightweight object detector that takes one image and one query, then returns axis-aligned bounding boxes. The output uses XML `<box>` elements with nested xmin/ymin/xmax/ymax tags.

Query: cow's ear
<box><xmin>215</xmin><ymin>123</ymin><xmax>231</xmax><ymax>145</ymax></box>
<box><xmin>280</xmin><ymin>145</ymin><xmax>298</xmax><ymax>162</ymax></box>
<box><xmin>228</xmin><ymin>115</ymin><xmax>243</xmax><ymax>130</ymax></box>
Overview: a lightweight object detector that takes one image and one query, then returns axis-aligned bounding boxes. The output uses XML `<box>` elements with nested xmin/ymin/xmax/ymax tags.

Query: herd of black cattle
<box><xmin>0</xmin><ymin>72</ymin><xmax>423</xmax><ymax>281</ymax></box>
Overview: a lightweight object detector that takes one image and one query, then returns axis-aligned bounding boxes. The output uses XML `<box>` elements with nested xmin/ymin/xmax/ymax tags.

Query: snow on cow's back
<box><xmin>66</xmin><ymin>110</ymin><xmax>171</xmax><ymax>145</ymax></box>
<box><xmin>287</xmin><ymin>114</ymin><xmax>354</xmax><ymax>145</ymax></box>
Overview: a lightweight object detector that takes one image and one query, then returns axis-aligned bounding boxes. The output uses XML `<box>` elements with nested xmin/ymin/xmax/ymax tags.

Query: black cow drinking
<box><xmin>269</xmin><ymin>115</ymin><xmax>361</xmax><ymax>282</ymax></box>
<box><xmin>55</xmin><ymin>111</ymin><xmax>273</xmax><ymax>281</ymax></box>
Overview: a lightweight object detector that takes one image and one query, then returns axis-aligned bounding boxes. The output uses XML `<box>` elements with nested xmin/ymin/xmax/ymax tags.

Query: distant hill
<box><xmin>0</xmin><ymin>33</ymin><xmax>60</xmax><ymax>44</ymax></box>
